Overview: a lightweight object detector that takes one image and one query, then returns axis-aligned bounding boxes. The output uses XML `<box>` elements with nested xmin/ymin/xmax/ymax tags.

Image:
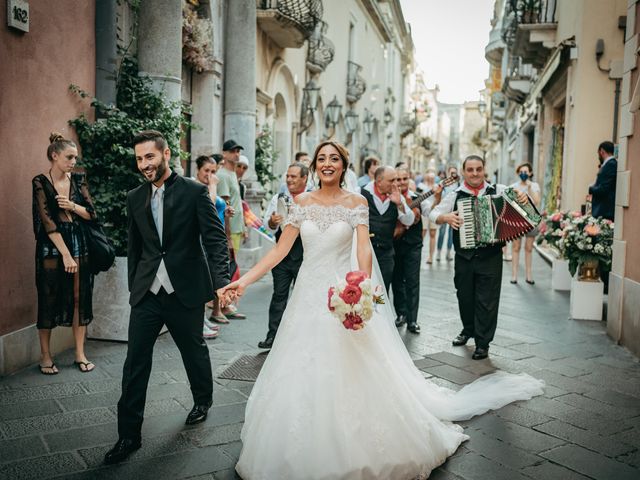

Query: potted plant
<box><xmin>537</xmin><ymin>210</ymin><xmax>576</xmax><ymax>290</ymax></box>
<box><xmin>69</xmin><ymin>56</ymin><xmax>190</xmax><ymax>341</ymax></box>
<box><xmin>561</xmin><ymin>215</ymin><xmax>614</xmax><ymax>321</ymax></box>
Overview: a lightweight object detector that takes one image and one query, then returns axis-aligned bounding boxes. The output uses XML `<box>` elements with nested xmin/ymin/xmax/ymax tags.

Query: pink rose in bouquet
<box><xmin>343</xmin><ymin>312</ymin><xmax>364</xmax><ymax>330</ymax></box>
<box><xmin>339</xmin><ymin>284</ymin><xmax>362</xmax><ymax>305</ymax></box>
<box><xmin>327</xmin><ymin>271</ymin><xmax>385</xmax><ymax>331</ymax></box>
<box><xmin>584</xmin><ymin>224</ymin><xmax>601</xmax><ymax>236</ymax></box>
<box><xmin>345</xmin><ymin>270</ymin><xmax>368</xmax><ymax>286</ymax></box>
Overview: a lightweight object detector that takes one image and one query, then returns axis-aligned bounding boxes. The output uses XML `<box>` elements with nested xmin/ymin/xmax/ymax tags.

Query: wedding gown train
<box><xmin>235</xmin><ymin>204</ymin><xmax>544</xmax><ymax>480</ymax></box>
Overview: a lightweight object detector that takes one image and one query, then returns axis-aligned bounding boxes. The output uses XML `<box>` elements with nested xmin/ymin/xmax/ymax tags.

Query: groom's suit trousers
<box><xmin>267</xmin><ymin>257</ymin><xmax>302</xmax><ymax>339</ymax></box>
<box><xmin>117</xmin><ymin>290</ymin><xmax>212</xmax><ymax>439</ymax></box>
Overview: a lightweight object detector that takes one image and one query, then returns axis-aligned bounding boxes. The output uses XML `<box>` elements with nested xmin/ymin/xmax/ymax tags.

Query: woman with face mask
<box><xmin>509</xmin><ymin>162</ymin><xmax>541</xmax><ymax>284</ymax></box>
<box><xmin>32</xmin><ymin>133</ymin><xmax>98</xmax><ymax>374</ymax></box>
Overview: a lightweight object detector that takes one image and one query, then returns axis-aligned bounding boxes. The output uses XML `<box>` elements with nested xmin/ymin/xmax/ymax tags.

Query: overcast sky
<box><xmin>399</xmin><ymin>0</ymin><xmax>495</xmax><ymax>104</ymax></box>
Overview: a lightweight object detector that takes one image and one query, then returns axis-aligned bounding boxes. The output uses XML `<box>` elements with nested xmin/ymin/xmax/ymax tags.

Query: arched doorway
<box><xmin>273</xmin><ymin>93</ymin><xmax>290</xmax><ymax>184</ymax></box>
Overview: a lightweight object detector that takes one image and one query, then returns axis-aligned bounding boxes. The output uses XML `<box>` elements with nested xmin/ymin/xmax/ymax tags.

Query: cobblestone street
<box><xmin>1</xmin><ymin>251</ymin><xmax>639</xmax><ymax>480</ymax></box>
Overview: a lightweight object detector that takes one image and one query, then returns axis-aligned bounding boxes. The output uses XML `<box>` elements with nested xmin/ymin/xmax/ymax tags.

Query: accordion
<box><xmin>457</xmin><ymin>187</ymin><xmax>542</xmax><ymax>249</ymax></box>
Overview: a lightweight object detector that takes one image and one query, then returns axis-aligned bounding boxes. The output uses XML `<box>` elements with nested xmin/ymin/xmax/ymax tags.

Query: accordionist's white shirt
<box><xmin>429</xmin><ymin>182</ymin><xmax>506</xmax><ymax>224</ymax></box>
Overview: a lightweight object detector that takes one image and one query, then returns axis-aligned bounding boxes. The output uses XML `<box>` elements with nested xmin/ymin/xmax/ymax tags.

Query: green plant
<box><xmin>69</xmin><ymin>56</ymin><xmax>191</xmax><ymax>255</ymax></box>
<box><xmin>255</xmin><ymin>125</ymin><xmax>280</xmax><ymax>197</ymax></box>
<box><xmin>560</xmin><ymin>215</ymin><xmax>613</xmax><ymax>277</ymax></box>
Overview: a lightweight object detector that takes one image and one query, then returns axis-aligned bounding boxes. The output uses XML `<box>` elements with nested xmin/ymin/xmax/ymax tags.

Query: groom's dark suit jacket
<box><xmin>589</xmin><ymin>157</ymin><xmax>617</xmax><ymax>221</ymax></box>
<box><xmin>127</xmin><ymin>172</ymin><xmax>230</xmax><ymax>307</ymax></box>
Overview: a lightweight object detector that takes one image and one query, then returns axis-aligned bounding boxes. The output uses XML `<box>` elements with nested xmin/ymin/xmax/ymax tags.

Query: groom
<box><xmin>104</xmin><ymin>130</ymin><xmax>230</xmax><ymax>464</ymax></box>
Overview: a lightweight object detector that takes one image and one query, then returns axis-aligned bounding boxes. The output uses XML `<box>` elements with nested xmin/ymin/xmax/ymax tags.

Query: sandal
<box><xmin>74</xmin><ymin>361</ymin><xmax>95</xmax><ymax>373</ymax></box>
<box><xmin>224</xmin><ymin>311</ymin><xmax>246</xmax><ymax>320</ymax></box>
<box><xmin>210</xmin><ymin>314</ymin><xmax>230</xmax><ymax>324</ymax></box>
<box><xmin>39</xmin><ymin>363</ymin><xmax>59</xmax><ymax>375</ymax></box>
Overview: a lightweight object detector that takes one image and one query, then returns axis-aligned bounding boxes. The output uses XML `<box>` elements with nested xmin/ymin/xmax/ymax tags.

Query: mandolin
<box><xmin>393</xmin><ymin>174</ymin><xmax>459</xmax><ymax>239</ymax></box>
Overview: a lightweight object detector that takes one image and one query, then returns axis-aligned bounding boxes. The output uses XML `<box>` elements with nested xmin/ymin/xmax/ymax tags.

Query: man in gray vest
<box><xmin>360</xmin><ymin>166</ymin><xmax>414</xmax><ymax>292</ymax></box>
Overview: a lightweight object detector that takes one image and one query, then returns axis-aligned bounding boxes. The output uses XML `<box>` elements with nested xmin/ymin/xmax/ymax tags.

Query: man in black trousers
<box><xmin>361</xmin><ymin>166</ymin><xmax>415</xmax><ymax>293</ymax></box>
<box><xmin>258</xmin><ymin>162</ymin><xmax>310</xmax><ymax>349</ymax></box>
<box><xmin>430</xmin><ymin>156</ymin><xmax>528</xmax><ymax>360</ymax></box>
<box><xmin>105</xmin><ymin>130</ymin><xmax>230</xmax><ymax>464</ymax></box>
<box><xmin>392</xmin><ymin>167</ymin><xmax>442</xmax><ymax>334</ymax></box>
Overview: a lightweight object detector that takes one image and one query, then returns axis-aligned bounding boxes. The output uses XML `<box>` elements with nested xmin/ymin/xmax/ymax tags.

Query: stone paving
<box><xmin>1</xmin><ymin>249</ymin><xmax>640</xmax><ymax>480</ymax></box>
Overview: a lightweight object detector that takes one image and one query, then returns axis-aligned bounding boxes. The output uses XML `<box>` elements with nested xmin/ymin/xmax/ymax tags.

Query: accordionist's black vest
<box><xmin>361</xmin><ymin>188</ymin><xmax>397</xmax><ymax>252</ymax></box>
<box><xmin>394</xmin><ymin>192</ymin><xmax>423</xmax><ymax>249</ymax></box>
<box><xmin>452</xmin><ymin>185</ymin><xmax>504</xmax><ymax>260</ymax></box>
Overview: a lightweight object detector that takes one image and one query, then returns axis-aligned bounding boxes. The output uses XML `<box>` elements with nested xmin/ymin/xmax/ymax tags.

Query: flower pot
<box><xmin>577</xmin><ymin>259</ymin><xmax>600</xmax><ymax>282</ymax></box>
<box><xmin>552</xmin><ymin>258</ymin><xmax>572</xmax><ymax>291</ymax></box>
<box><xmin>569</xmin><ymin>277</ymin><xmax>604</xmax><ymax>321</ymax></box>
<box><xmin>88</xmin><ymin>257</ymin><xmax>168</xmax><ymax>342</ymax></box>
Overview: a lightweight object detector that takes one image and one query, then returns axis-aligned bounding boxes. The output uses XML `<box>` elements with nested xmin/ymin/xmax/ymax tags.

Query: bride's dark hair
<box><xmin>310</xmin><ymin>141</ymin><xmax>350</xmax><ymax>187</ymax></box>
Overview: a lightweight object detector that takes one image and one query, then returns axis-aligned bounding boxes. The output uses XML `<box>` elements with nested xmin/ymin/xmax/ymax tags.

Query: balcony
<box><xmin>306</xmin><ymin>20</ymin><xmax>334</xmax><ymax>74</ymax></box>
<box><xmin>503</xmin><ymin>61</ymin><xmax>534</xmax><ymax>104</ymax></box>
<box><xmin>485</xmin><ymin>24</ymin><xmax>506</xmax><ymax>68</ymax></box>
<box><xmin>346</xmin><ymin>61</ymin><xmax>366</xmax><ymax>103</ymax></box>
<box><xmin>490</xmin><ymin>92</ymin><xmax>506</xmax><ymax>126</ymax></box>
<box><xmin>257</xmin><ymin>0</ymin><xmax>323</xmax><ymax>49</ymax></box>
<box><xmin>399</xmin><ymin>112</ymin><xmax>417</xmax><ymax>138</ymax></box>
<box><xmin>504</xmin><ymin>0</ymin><xmax>557</xmax><ymax>69</ymax></box>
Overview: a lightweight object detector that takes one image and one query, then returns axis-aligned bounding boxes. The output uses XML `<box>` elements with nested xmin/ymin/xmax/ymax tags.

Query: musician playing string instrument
<box><xmin>258</xmin><ymin>162</ymin><xmax>310</xmax><ymax>349</ymax></box>
<box><xmin>429</xmin><ymin>155</ymin><xmax>529</xmax><ymax>360</ymax></box>
<box><xmin>392</xmin><ymin>167</ymin><xmax>443</xmax><ymax>334</ymax></box>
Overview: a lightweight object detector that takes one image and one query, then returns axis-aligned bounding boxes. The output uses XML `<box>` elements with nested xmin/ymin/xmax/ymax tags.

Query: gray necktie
<box><xmin>152</xmin><ymin>187</ymin><xmax>163</xmax><ymax>242</ymax></box>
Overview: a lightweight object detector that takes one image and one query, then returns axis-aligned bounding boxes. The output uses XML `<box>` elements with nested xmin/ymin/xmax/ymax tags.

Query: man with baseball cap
<box><xmin>216</xmin><ymin>140</ymin><xmax>247</xmax><ymax>320</ymax></box>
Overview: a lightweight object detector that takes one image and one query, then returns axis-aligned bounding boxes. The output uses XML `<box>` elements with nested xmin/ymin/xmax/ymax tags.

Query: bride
<box><xmin>218</xmin><ymin>141</ymin><xmax>544</xmax><ymax>480</ymax></box>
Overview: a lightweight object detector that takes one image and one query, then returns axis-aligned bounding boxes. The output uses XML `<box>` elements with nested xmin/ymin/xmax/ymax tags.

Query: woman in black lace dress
<box><xmin>32</xmin><ymin>133</ymin><xmax>97</xmax><ymax>374</ymax></box>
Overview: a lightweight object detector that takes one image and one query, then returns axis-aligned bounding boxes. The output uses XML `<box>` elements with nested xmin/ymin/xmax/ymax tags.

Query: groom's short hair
<box><xmin>133</xmin><ymin>130</ymin><xmax>168</xmax><ymax>152</ymax></box>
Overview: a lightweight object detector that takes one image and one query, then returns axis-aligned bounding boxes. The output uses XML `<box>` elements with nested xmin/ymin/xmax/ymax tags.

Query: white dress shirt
<box><xmin>363</xmin><ymin>182</ymin><xmax>415</xmax><ymax>226</ymax></box>
<box><xmin>149</xmin><ymin>183</ymin><xmax>175</xmax><ymax>295</ymax></box>
<box><xmin>429</xmin><ymin>182</ymin><xmax>506</xmax><ymax>224</ymax></box>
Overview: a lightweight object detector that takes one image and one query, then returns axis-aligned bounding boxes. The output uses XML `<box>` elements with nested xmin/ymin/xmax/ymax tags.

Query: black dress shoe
<box><xmin>452</xmin><ymin>334</ymin><xmax>471</xmax><ymax>346</ymax></box>
<box><xmin>258</xmin><ymin>337</ymin><xmax>274</xmax><ymax>349</ymax></box>
<box><xmin>472</xmin><ymin>347</ymin><xmax>489</xmax><ymax>360</ymax></box>
<box><xmin>185</xmin><ymin>402</ymin><xmax>212</xmax><ymax>425</ymax></box>
<box><xmin>407</xmin><ymin>323</ymin><xmax>421</xmax><ymax>334</ymax></box>
<box><xmin>395</xmin><ymin>315</ymin><xmax>406</xmax><ymax>327</ymax></box>
<box><xmin>103</xmin><ymin>438</ymin><xmax>141</xmax><ymax>464</ymax></box>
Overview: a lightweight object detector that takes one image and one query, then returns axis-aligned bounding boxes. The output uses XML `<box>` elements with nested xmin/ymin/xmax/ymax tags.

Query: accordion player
<box><xmin>457</xmin><ymin>187</ymin><xmax>542</xmax><ymax>249</ymax></box>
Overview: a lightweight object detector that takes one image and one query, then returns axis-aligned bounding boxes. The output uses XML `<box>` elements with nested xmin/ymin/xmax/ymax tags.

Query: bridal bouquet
<box><xmin>327</xmin><ymin>271</ymin><xmax>385</xmax><ymax>331</ymax></box>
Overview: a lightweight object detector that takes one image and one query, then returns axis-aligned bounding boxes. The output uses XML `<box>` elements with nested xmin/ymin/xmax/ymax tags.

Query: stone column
<box><xmin>224</xmin><ymin>0</ymin><xmax>266</xmax><ymax>268</ymax></box>
<box><xmin>137</xmin><ymin>0</ymin><xmax>184</xmax><ymax>174</ymax></box>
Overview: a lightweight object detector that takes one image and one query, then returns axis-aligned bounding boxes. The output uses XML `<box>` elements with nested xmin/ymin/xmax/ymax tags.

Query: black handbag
<box><xmin>82</xmin><ymin>220</ymin><xmax>116</xmax><ymax>274</ymax></box>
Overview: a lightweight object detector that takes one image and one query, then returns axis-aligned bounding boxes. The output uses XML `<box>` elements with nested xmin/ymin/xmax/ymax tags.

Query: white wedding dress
<box><xmin>236</xmin><ymin>204</ymin><xmax>544</xmax><ymax>480</ymax></box>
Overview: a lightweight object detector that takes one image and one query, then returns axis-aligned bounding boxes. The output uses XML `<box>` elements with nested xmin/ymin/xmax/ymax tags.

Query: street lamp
<box><xmin>325</xmin><ymin>96</ymin><xmax>342</xmax><ymax>130</ymax></box>
<box><xmin>478</xmin><ymin>99</ymin><xmax>487</xmax><ymax>115</ymax></box>
<box><xmin>303</xmin><ymin>80</ymin><xmax>320</xmax><ymax>112</ymax></box>
<box><xmin>344</xmin><ymin>109</ymin><xmax>359</xmax><ymax>135</ymax></box>
<box><xmin>300</xmin><ymin>80</ymin><xmax>321</xmax><ymax>134</ymax></box>
<box><xmin>362</xmin><ymin>109</ymin><xmax>375</xmax><ymax>137</ymax></box>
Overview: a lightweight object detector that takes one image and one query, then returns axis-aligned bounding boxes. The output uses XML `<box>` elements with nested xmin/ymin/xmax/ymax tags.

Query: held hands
<box><xmin>217</xmin><ymin>281</ymin><xmax>244</xmax><ymax>308</ymax></box>
<box><xmin>56</xmin><ymin>194</ymin><xmax>76</xmax><ymax>212</ymax></box>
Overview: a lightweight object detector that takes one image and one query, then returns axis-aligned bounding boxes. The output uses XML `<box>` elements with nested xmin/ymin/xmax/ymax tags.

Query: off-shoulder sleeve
<box><xmin>350</xmin><ymin>205</ymin><xmax>369</xmax><ymax>228</ymax></box>
<box><xmin>32</xmin><ymin>176</ymin><xmax>58</xmax><ymax>236</ymax></box>
<box><xmin>283</xmin><ymin>204</ymin><xmax>304</xmax><ymax>229</ymax></box>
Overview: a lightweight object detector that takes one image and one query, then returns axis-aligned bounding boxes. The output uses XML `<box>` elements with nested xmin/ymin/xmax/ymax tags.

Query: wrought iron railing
<box><xmin>502</xmin><ymin>0</ymin><xmax>557</xmax><ymax>46</ymax></box>
<box><xmin>346</xmin><ymin>61</ymin><xmax>366</xmax><ymax>103</ymax></box>
<box><xmin>258</xmin><ymin>0</ymin><xmax>323</xmax><ymax>38</ymax></box>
